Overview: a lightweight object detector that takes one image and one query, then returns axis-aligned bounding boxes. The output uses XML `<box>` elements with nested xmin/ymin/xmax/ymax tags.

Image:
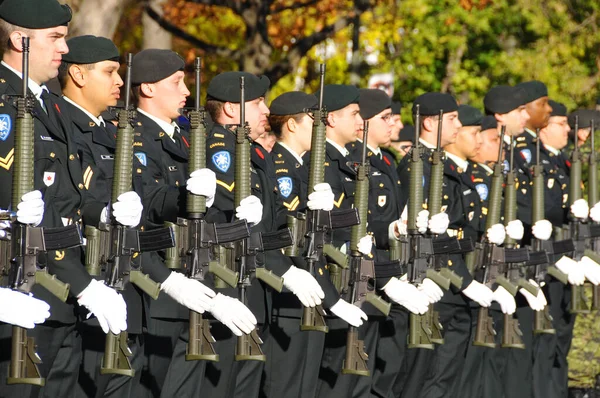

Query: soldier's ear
<box><xmin>326</xmin><ymin>111</ymin><xmax>336</xmax><ymax>128</ymax></box>
<box><xmin>68</xmin><ymin>64</ymin><xmax>86</xmax><ymax>87</ymax></box>
<box><xmin>7</xmin><ymin>31</ymin><xmax>26</xmax><ymax>52</ymax></box>
<box><xmin>286</xmin><ymin>116</ymin><xmax>297</xmax><ymax>133</ymax></box>
<box><xmin>222</xmin><ymin>101</ymin><xmax>236</xmax><ymax>118</ymax></box>
<box><xmin>139</xmin><ymin>82</ymin><xmax>155</xmax><ymax>98</ymax></box>
<box><xmin>423</xmin><ymin>116</ymin><xmax>435</xmax><ymax>132</ymax></box>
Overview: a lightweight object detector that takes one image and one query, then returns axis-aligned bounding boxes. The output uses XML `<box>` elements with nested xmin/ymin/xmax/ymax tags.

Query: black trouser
<box><xmin>503</xmin><ymin>303</ymin><xmax>534</xmax><ymax>398</ymax></box>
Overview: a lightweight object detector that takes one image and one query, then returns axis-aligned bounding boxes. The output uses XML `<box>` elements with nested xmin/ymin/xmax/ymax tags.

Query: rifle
<box><xmin>84</xmin><ymin>54</ymin><xmax>176</xmax><ymax>376</ymax></box>
<box><xmin>341</xmin><ymin>121</ymin><xmax>391</xmax><ymax>377</ymax></box>
<box><xmin>588</xmin><ymin>118</ymin><xmax>600</xmax><ymax>310</ymax></box>
<box><xmin>1</xmin><ymin>37</ymin><xmax>81</xmax><ymax>386</ymax></box>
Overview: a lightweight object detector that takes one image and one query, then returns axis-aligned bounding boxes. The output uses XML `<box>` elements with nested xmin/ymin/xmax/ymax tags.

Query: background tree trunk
<box><xmin>143</xmin><ymin>0</ymin><xmax>172</xmax><ymax>49</ymax></box>
<box><xmin>65</xmin><ymin>0</ymin><xmax>133</xmax><ymax>38</ymax></box>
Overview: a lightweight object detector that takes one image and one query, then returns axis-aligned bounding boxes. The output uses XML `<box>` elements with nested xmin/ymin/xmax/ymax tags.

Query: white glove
<box><xmin>236</xmin><ymin>195</ymin><xmax>263</xmax><ymax>226</ymax></box>
<box><xmin>77</xmin><ymin>279</ymin><xmax>128</xmax><ymax>335</ymax></box>
<box><xmin>160</xmin><ymin>272</ymin><xmax>215</xmax><ymax>314</ymax></box>
<box><xmin>0</xmin><ymin>220</ymin><xmax>10</xmax><ymax>239</ymax></box>
<box><xmin>532</xmin><ymin>219</ymin><xmax>552</xmax><ymax>241</ymax></box>
<box><xmin>388</xmin><ymin>219</ymin><xmax>407</xmax><ymax>240</ymax></box>
<box><xmin>505</xmin><ymin>220</ymin><xmax>524</xmax><ymax>240</ymax></box>
<box><xmin>590</xmin><ymin>201</ymin><xmax>600</xmax><ymax>222</ymax></box>
<box><xmin>492</xmin><ymin>286</ymin><xmax>516</xmax><ymax>315</ymax></box>
<box><xmin>207</xmin><ymin>293</ymin><xmax>257</xmax><ymax>337</ymax></box>
<box><xmin>110</xmin><ymin>191</ymin><xmax>143</xmax><ymax>227</ymax></box>
<box><xmin>187</xmin><ymin>168</ymin><xmax>217</xmax><ymax>207</ymax></box>
<box><xmin>416</xmin><ymin>209</ymin><xmax>429</xmax><ymax>234</ymax></box>
<box><xmin>486</xmin><ymin>223</ymin><xmax>506</xmax><ymax>246</ymax></box>
<box><xmin>0</xmin><ymin>288</ymin><xmax>50</xmax><ymax>328</ymax></box>
<box><xmin>519</xmin><ymin>280</ymin><xmax>546</xmax><ymax>311</ymax></box>
<box><xmin>555</xmin><ymin>256</ymin><xmax>585</xmax><ymax>286</ymax></box>
<box><xmin>570</xmin><ymin>198</ymin><xmax>589</xmax><ymax>220</ymax></box>
<box><xmin>16</xmin><ymin>190</ymin><xmax>44</xmax><ymax>226</ymax></box>
<box><xmin>329</xmin><ymin>299</ymin><xmax>368</xmax><ymax>327</ymax></box>
<box><xmin>418</xmin><ymin>278</ymin><xmax>444</xmax><ymax>304</ymax></box>
<box><xmin>282</xmin><ymin>266</ymin><xmax>324</xmax><ymax>307</ymax></box>
<box><xmin>382</xmin><ymin>277</ymin><xmax>429</xmax><ymax>314</ymax></box>
<box><xmin>580</xmin><ymin>256</ymin><xmax>600</xmax><ymax>285</ymax></box>
<box><xmin>428</xmin><ymin>212</ymin><xmax>449</xmax><ymax>235</ymax></box>
<box><xmin>307</xmin><ymin>183</ymin><xmax>334</xmax><ymax>211</ymax></box>
<box><xmin>462</xmin><ymin>280</ymin><xmax>494</xmax><ymax>307</ymax></box>
<box><xmin>357</xmin><ymin>235</ymin><xmax>372</xmax><ymax>255</ymax></box>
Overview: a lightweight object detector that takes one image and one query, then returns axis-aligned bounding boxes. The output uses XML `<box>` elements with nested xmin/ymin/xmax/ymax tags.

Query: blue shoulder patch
<box><xmin>502</xmin><ymin>159</ymin><xmax>510</xmax><ymax>173</ymax></box>
<box><xmin>134</xmin><ymin>152</ymin><xmax>147</xmax><ymax>166</ymax></box>
<box><xmin>475</xmin><ymin>183</ymin><xmax>489</xmax><ymax>201</ymax></box>
<box><xmin>212</xmin><ymin>151</ymin><xmax>231</xmax><ymax>173</ymax></box>
<box><xmin>0</xmin><ymin>114</ymin><xmax>11</xmax><ymax>141</ymax></box>
<box><xmin>520</xmin><ymin>149</ymin><xmax>532</xmax><ymax>164</ymax></box>
<box><xmin>277</xmin><ymin>177</ymin><xmax>293</xmax><ymax>198</ymax></box>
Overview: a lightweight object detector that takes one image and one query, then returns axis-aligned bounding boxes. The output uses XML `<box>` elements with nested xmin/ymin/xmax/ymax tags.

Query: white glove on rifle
<box><xmin>382</xmin><ymin>277</ymin><xmax>429</xmax><ymax>314</ymax></box>
<box><xmin>462</xmin><ymin>280</ymin><xmax>494</xmax><ymax>307</ymax></box>
<box><xmin>429</xmin><ymin>212</ymin><xmax>449</xmax><ymax>235</ymax></box>
<box><xmin>357</xmin><ymin>235</ymin><xmax>373</xmax><ymax>255</ymax></box>
<box><xmin>187</xmin><ymin>168</ymin><xmax>217</xmax><ymax>207</ymax></box>
<box><xmin>570</xmin><ymin>198</ymin><xmax>589</xmax><ymax>220</ymax></box>
<box><xmin>519</xmin><ymin>279</ymin><xmax>546</xmax><ymax>311</ymax></box>
<box><xmin>505</xmin><ymin>220</ymin><xmax>524</xmax><ymax>240</ymax></box>
<box><xmin>207</xmin><ymin>293</ymin><xmax>257</xmax><ymax>336</ymax></box>
<box><xmin>418</xmin><ymin>278</ymin><xmax>444</xmax><ymax>304</ymax></box>
<box><xmin>0</xmin><ymin>288</ymin><xmax>50</xmax><ymax>329</ymax></box>
<box><xmin>104</xmin><ymin>191</ymin><xmax>144</xmax><ymax>227</ymax></box>
<box><xmin>590</xmin><ymin>201</ymin><xmax>600</xmax><ymax>222</ymax></box>
<box><xmin>486</xmin><ymin>223</ymin><xmax>506</xmax><ymax>246</ymax></box>
<box><xmin>160</xmin><ymin>272</ymin><xmax>215</xmax><ymax>314</ymax></box>
<box><xmin>282</xmin><ymin>266</ymin><xmax>324</xmax><ymax>307</ymax></box>
<box><xmin>492</xmin><ymin>286</ymin><xmax>516</xmax><ymax>315</ymax></box>
<box><xmin>77</xmin><ymin>279</ymin><xmax>128</xmax><ymax>335</ymax></box>
<box><xmin>389</xmin><ymin>207</ymin><xmax>408</xmax><ymax>240</ymax></box>
<box><xmin>417</xmin><ymin>209</ymin><xmax>429</xmax><ymax>234</ymax></box>
<box><xmin>329</xmin><ymin>299</ymin><xmax>368</xmax><ymax>327</ymax></box>
<box><xmin>555</xmin><ymin>256</ymin><xmax>585</xmax><ymax>286</ymax></box>
<box><xmin>307</xmin><ymin>183</ymin><xmax>334</xmax><ymax>211</ymax></box>
<box><xmin>0</xmin><ymin>220</ymin><xmax>10</xmax><ymax>239</ymax></box>
<box><xmin>236</xmin><ymin>195</ymin><xmax>263</xmax><ymax>226</ymax></box>
<box><xmin>580</xmin><ymin>256</ymin><xmax>600</xmax><ymax>285</ymax></box>
<box><xmin>16</xmin><ymin>190</ymin><xmax>44</xmax><ymax>226</ymax></box>
<box><xmin>532</xmin><ymin>219</ymin><xmax>552</xmax><ymax>241</ymax></box>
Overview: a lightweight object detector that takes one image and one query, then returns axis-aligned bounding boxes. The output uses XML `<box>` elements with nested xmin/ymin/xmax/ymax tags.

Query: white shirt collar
<box><xmin>277</xmin><ymin>141</ymin><xmax>304</xmax><ymax>165</ymax></box>
<box><xmin>478</xmin><ymin>162</ymin><xmax>493</xmax><ymax>174</ymax></box>
<box><xmin>525</xmin><ymin>127</ymin><xmax>536</xmax><ymax>138</ymax></box>
<box><xmin>326</xmin><ymin>138</ymin><xmax>349</xmax><ymax>157</ymax></box>
<box><xmin>418</xmin><ymin>137</ymin><xmax>436</xmax><ymax>149</ymax></box>
<box><xmin>63</xmin><ymin>96</ymin><xmax>105</xmax><ymax>127</ymax></box>
<box><xmin>445</xmin><ymin>151</ymin><xmax>469</xmax><ymax>171</ymax></box>
<box><xmin>544</xmin><ymin>144</ymin><xmax>560</xmax><ymax>156</ymax></box>
<box><xmin>356</xmin><ymin>139</ymin><xmax>381</xmax><ymax>157</ymax></box>
<box><xmin>2</xmin><ymin>60</ymin><xmax>47</xmax><ymax>104</ymax></box>
<box><xmin>137</xmin><ymin>108</ymin><xmax>178</xmax><ymax>142</ymax></box>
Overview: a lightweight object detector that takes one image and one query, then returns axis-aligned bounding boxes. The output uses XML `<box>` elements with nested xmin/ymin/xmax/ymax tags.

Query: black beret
<box><xmin>391</xmin><ymin>101</ymin><xmax>402</xmax><ymax>115</ymax></box>
<box><xmin>515</xmin><ymin>80</ymin><xmax>548</xmax><ymax>103</ymax></box>
<box><xmin>480</xmin><ymin>115</ymin><xmax>498</xmax><ymax>131</ymax></box>
<box><xmin>207</xmin><ymin>71</ymin><xmax>270</xmax><ymax>103</ymax></box>
<box><xmin>269</xmin><ymin>92</ymin><xmax>317</xmax><ymax>116</ymax></box>
<box><xmin>397</xmin><ymin>125</ymin><xmax>415</xmax><ymax>143</ymax></box>
<box><xmin>358</xmin><ymin>88</ymin><xmax>391</xmax><ymax>120</ymax></box>
<box><xmin>314</xmin><ymin>84</ymin><xmax>360</xmax><ymax>112</ymax></box>
<box><xmin>548</xmin><ymin>100</ymin><xmax>567</xmax><ymax>117</ymax></box>
<box><xmin>458</xmin><ymin>105</ymin><xmax>483</xmax><ymax>127</ymax></box>
<box><xmin>131</xmin><ymin>49</ymin><xmax>185</xmax><ymax>85</ymax></box>
<box><xmin>0</xmin><ymin>0</ymin><xmax>71</xmax><ymax>29</ymax></box>
<box><xmin>411</xmin><ymin>93</ymin><xmax>458</xmax><ymax>119</ymax></box>
<box><xmin>483</xmin><ymin>85</ymin><xmax>527</xmax><ymax>115</ymax></box>
<box><xmin>568</xmin><ymin>109</ymin><xmax>600</xmax><ymax>129</ymax></box>
<box><xmin>62</xmin><ymin>35</ymin><xmax>119</xmax><ymax>64</ymax></box>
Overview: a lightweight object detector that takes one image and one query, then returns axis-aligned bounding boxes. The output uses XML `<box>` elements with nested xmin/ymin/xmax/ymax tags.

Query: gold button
<box><xmin>448</xmin><ymin>260</ymin><xmax>453</xmax><ymax>266</ymax></box>
<box><xmin>50</xmin><ymin>152</ymin><xmax>55</xmax><ymax>158</ymax></box>
<box><xmin>137</xmin><ymin>168</ymin><xmax>142</xmax><ymax>174</ymax></box>
<box><xmin>78</xmin><ymin>183</ymin><xmax>84</xmax><ymax>189</ymax></box>
<box><xmin>77</xmin><ymin>209</ymin><xmax>81</xmax><ymax>215</ymax></box>
<box><xmin>379</xmin><ymin>183</ymin><xmax>384</xmax><ymax>188</ymax></box>
<box><xmin>444</xmin><ymin>195</ymin><xmax>448</xmax><ymax>200</ymax></box>
<box><xmin>175</xmin><ymin>181</ymin><xmax>179</xmax><ymax>186</ymax></box>
<box><xmin>470</xmin><ymin>202</ymin><xmax>474</xmax><ymax>207</ymax></box>
<box><xmin>69</xmin><ymin>154</ymin><xmax>75</xmax><ymax>160</ymax></box>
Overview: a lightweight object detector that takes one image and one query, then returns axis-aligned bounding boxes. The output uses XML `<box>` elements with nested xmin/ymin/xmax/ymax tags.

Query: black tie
<box><xmin>39</xmin><ymin>89</ymin><xmax>51</xmax><ymax>114</ymax></box>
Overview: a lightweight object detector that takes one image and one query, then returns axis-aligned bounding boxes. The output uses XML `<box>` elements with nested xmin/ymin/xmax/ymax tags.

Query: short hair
<box><xmin>205</xmin><ymin>99</ymin><xmax>225</xmax><ymax>122</ymax></box>
<box><xmin>268</xmin><ymin>113</ymin><xmax>305</xmax><ymax>139</ymax></box>
<box><xmin>0</xmin><ymin>19</ymin><xmax>35</xmax><ymax>54</ymax></box>
<box><xmin>57</xmin><ymin>61</ymin><xmax>95</xmax><ymax>89</ymax></box>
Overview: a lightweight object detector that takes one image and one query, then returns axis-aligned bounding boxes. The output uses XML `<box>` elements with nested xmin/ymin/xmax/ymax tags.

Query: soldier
<box><xmin>390</xmin><ymin>100</ymin><xmax>404</xmax><ymax>142</ymax></box>
<box><xmin>567</xmin><ymin>109</ymin><xmax>599</xmax><ymax>148</ymax></box>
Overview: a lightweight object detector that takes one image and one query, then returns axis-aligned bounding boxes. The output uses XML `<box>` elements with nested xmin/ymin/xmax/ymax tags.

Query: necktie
<box><xmin>39</xmin><ymin>89</ymin><xmax>50</xmax><ymax>114</ymax></box>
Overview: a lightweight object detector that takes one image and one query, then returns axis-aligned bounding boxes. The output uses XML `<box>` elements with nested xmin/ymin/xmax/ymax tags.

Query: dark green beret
<box><xmin>358</xmin><ymin>88</ymin><xmax>391</xmax><ymax>120</ymax></box>
<box><xmin>458</xmin><ymin>105</ymin><xmax>483</xmax><ymax>127</ymax></box>
<box><xmin>314</xmin><ymin>84</ymin><xmax>360</xmax><ymax>112</ymax></box>
<box><xmin>397</xmin><ymin>125</ymin><xmax>415</xmax><ymax>143</ymax></box>
<box><xmin>480</xmin><ymin>115</ymin><xmax>498</xmax><ymax>131</ymax></box>
<box><xmin>549</xmin><ymin>100</ymin><xmax>567</xmax><ymax>117</ymax></box>
<box><xmin>207</xmin><ymin>71</ymin><xmax>270</xmax><ymax>103</ymax></box>
<box><xmin>483</xmin><ymin>85</ymin><xmax>527</xmax><ymax>115</ymax></box>
<box><xmin>391</xmin><ymin>101</ymin><xmax>402</xmax><ymax>115</ymax></box>
<box><xmin>411</xmin><ymin>92</ymin><xmax>458</xmax><ymax>119</ymax></box>
<box><xmin>131</xmin><ymin>49</ymin><xmax>185</xmax><ymax>85</ymax></box>
<box><xmin>269</xmin><ymin>92</ymin><xmax>317</xmax><ymax>116</ymax></box>
<box><xmin>62</xmin><ymin>35</ymin><xmax>119</xmax><ymax>64</ymax></box>
<box><xmin>0</xmin><ymin>0</ymin><xmax>71</xmax><ymax>29</ymax></box>
<box><xmin>568</xmin><ymin>109</ymin><xmax>600</xmax><ymax>129</ymax></box>
<box><xmin>515</xmin><ymin>80</ymin><xmax>548</xmax><ymax>103</ymax></box>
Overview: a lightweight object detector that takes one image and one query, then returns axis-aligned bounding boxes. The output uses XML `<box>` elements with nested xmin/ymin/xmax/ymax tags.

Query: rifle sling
<box><xmin>43</xmin><ymin>224</ymin><xmax>82</xmax><ymax>251</ymax></box>
<box><xmin>138</xmin><ymin>227</ymin><xmax>176</xmax><ymax>252</ymax></box>
<box><xmin>374</xmin><ymin>259</ymin><xmax>405</xmax><ymax>278</ymax></box>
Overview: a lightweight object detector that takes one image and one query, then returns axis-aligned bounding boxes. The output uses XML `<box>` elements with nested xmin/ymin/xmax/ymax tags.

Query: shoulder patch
<box><xmin>0</xmin><ymin>114</ymin><xmax>11</xmax><ymax>141</ymax></box>
<box><xmin>277</xmin><ymin>176</ymin><xmax>293</xmax><ymax>198</ymax></box>
<box><xmin>210</xmin><ymin>142</ymin><xmax>225</xmax><ymax>149</ymax></box>
<box><xmin>212</xmin><ymin>150</ymin><xmax>231</xmax><ymax>172</ymax></box>
<box><xmin>134</xmin><ymin>152</ymin><xmax>147</xmax><ymax>166</ymax></box>
<box><xmin>520</xmin><ymin>149</ymin><xmax>531</xmax><ymax>163</ymax></box>
<box><xmin>133</xmin><ymin>141</ymin><xmax>143</xmax><ymax>147</ymax></box>
<box><xmin>475</xmin><ymin>184</ymin><xmax>489</xmax><ymax>201</ymax></box>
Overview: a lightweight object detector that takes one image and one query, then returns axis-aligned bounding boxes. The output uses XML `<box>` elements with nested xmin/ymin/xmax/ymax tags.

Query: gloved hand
<box><xmin>462</xmin><ymin>280</ymin><xmax>494</xmax><ymax>307</ymax></box>
<box><xmin>389</xmin><ymin>207</ymin><xmax>408</xmax><ymax>240</ymax></box>
<box><xmin>486</xmin><ymin>223</ymin><xmax>506</xmax><ymax>246</ymax></box>
<box><xmin>429</xmin><ymin>212</ymin><xmax>449</xmax><ymax>235</ymax></box>
<box><xmin>77</xmin><ymin>279</ymin><xmax>127</xmax><ymax>335</ymax></box>
<box><xmin>492</xmin><ymin>286</ymin><xmax>516</xmax><ymax>315</ymax></box>
<box><xmin>357</xmin><ymin>235</ymin><xmax>372</xmax><ymax>255</ymax></box>
<box><xmin>307</xmin><ymin>183</ymin><xmax>334</xmax><ymax>211</ymax></box>
<box><xmin>282</xmin><ymin>266</ymin><xmax>324</xmax><ymax>307</ymax></box>
<box><xmin>187</xmin><ymin>168</ymin><xmax>217</xmax><ymax>207</ymax></box>
<box><xmin>570</xmin><ymin>198</ymin><xmax>589</xmax><ymax>220</ymax></box>
<box><xmin>207</xmin><ymin>293</ymin><xmax>257</xmax><ymax>336</ymax></box>
<box><xmin>16</xmin><ymin>190</ymin><xmax>44</xmax><ymax>226</ymax></box>
<box><xmin>382</xmin><ymin>277</ymin><xmax>429</xmax><ymax>314</ymax></box>
<box><xmin>505</xmin><ymin>220</ymin><xmax>524</xmax><ymax>240</ymax></box>
<box><xmin>580</xmin><ymin>256</ymin><xmax>600</xmax><ymax>285</ymax></box>
<box><xmin>416</xmin><ymin>209</ymin><xmax>429</xmax><ymax>234</ymax></box>
<box><xmin>329</xmin><ymin>299</ymin><xmax>368</xmax><ymax>327</ymax></box>
<box><xmin>418</xmin><ymin>278</ymin><xmax>444</xmax><ymax>304</ymax></box>
<box><xmin>519</xmin><ymin>280</ymin><xmax>546</xmax><ymax>311</ymax></box>
<box><xmin>236</xmin><ymin>195</ymin><xmax>263</xmax><ymax>226</ymax></box>
<box><xmin>0</xmin><ymin>220</ymin><xmax>10</xmax><ymax>239</ymax></box>
<box><xmin>590</xmin><ymin>201</ymin><xmax>600</xmax><ymax>222</ymax></box>
<box><xmin>532</xmin><ymin>219</ymin><xmax>552</xmax><ymax>241</ymax></box>
<box><xmin>160</xmin><ymin>272</ymin><xmax>215</xmax><ymax>314</ymax></box>
<box><xmin>555</xmin><ymin>256</ymin><xmax>585</xmax><ymax>286</ymax></box>
<box><xmin>0</xmin><ymin>288</ymin><xmax>50</xmax><ymax>328</ymax></box>
<box><xmin>110</xmin><ymin>191</ymin><xmax>143</xmax><ymax>227</ymax></box>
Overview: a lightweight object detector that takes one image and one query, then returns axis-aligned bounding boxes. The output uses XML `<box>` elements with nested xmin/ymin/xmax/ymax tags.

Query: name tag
<box><xmin>40</xmin><ymin>135</ymin><xmax>54</xmax><ymax>141</ymax></box>
<box><xmin>463</xmin><ymin>189</ymin><xmax>472</xmax><ymax>195</ymax></box>
<box><xmin>101</xmin><ymin>155</ymin><xmax>114</xmax><ymax>160</ymax></box>
<box><xmin>168</xmin><ymin>166</ymin><xmax>178</xmax><ymax>172</ymax></box>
